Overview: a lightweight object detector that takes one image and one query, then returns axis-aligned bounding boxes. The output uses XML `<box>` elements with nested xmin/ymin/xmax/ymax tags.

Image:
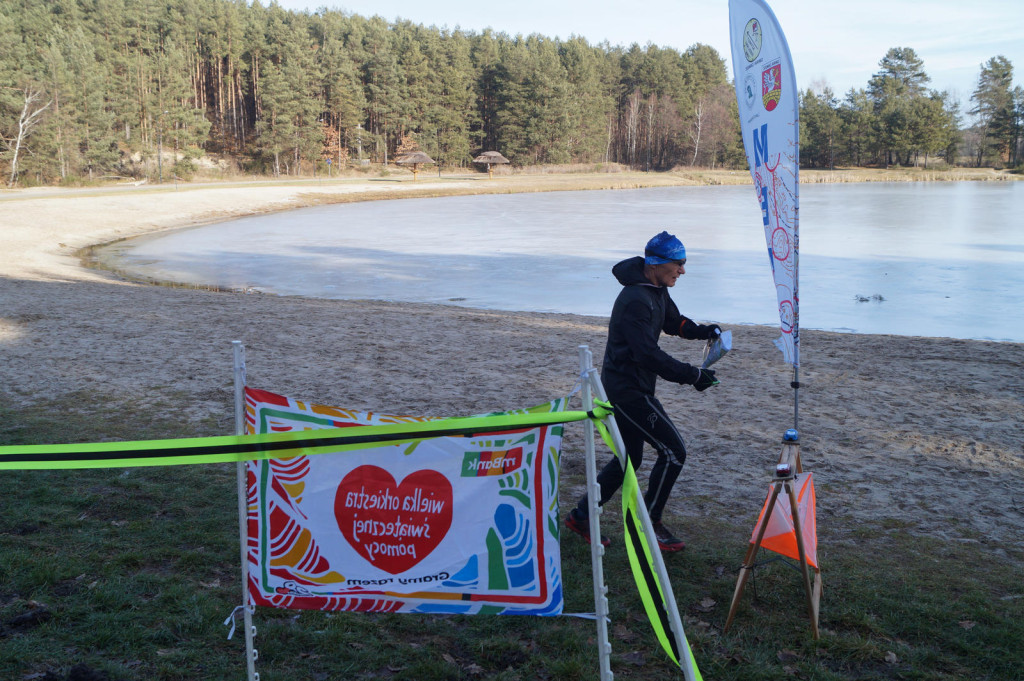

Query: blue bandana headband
<box><xmin>644</xmin><ymin>230</ymin><xmax>687</xmax><ymax>265</ymax></box>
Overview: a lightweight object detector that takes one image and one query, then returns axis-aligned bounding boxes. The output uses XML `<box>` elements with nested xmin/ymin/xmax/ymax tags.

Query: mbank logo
<box><xmin>461</xmin><ymin>447</ymin><xmax>524</xmax><ymax>477</ymax></box>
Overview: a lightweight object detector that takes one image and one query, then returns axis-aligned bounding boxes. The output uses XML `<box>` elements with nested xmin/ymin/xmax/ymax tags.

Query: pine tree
<box><xmin>314</xmin><ymin>11</ymin><xmax>366</xmax><ymax>164</ymax></box>
<box><xmin>432</xmin><ymin>29</ymin><xmax>477</xmax><ymax>168</ymax></box>
<box><xmin>801</xmin><ymin>86</ymin><xmax>841</xmax><ymax>169</ymax></box>
<box><xmin>559</xmin><ymin>37</ymin><xmax>613</xmax><ymax>163</ymax></box>
<box><xmin>357</xmin><ymin>15</ymin><xmax>404</xmax><ymax>163</ymax></box>
<box><xmin>839</xmin><ymin>88</ymin><xmax>874</xmax><ymax>166</ymax></box>
<box><xmin>970</xmin><ymin>56</ymin><xmax>1015</xmax><ymax>167</ymax></box>
<box><xmin>493</xmin><ymin>35</ymin><xmax>572</xmax><ymax>164</ymax></box>
<box><xmin>868</xmin><ymin>47</ymin><xmax>931</xmax><ymax>166</ymax></box>
<box><xmin>470</xmin><ymin>29</ymin><xmax>502</xmax><ymax>155</ymax></box>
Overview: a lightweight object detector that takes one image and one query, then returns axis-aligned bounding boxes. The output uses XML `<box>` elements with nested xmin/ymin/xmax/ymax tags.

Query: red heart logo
<box><xmin>335</xmin><ymin>465</ymin><xmax>453</xmax><ymax>574</ymax></box>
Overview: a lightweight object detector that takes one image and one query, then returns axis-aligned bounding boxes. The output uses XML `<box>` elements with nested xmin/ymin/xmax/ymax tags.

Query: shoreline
<box><xmin>3</xmin><ymin>166</ymin><xmax>1019</xmax><ymax>284</ymax></box>
<box><xmin>1</xmin><ymin>173</ymin><xmax>1022</xmax><ymax>552</ymax></box>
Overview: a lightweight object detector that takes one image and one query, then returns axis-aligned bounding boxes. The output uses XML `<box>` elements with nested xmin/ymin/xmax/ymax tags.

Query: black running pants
<box><xmin>576</xmin><ymin>393</ymin><xmax>687</xmax><ymax>524</ymax></box>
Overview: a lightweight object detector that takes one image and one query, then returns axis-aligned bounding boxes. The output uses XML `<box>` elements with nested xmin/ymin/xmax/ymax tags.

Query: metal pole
<box><xmin>793</xmin><ymin>365</ymin><xmax>799</xmax><ymax>433</ymax></box>
<box><xmin>577</xmin><ymin>345</ymin><xmax>613</xmax><ymax>681</ymax></box>
<box><xmin>232</xmin><ymin>341</ymin><xmax>257</xmax><ymax>681</ymax></box>
<box><xmin>793</xmin><ymin>168</ymin><xmax>801</xmax><ymax>432</ymax></box>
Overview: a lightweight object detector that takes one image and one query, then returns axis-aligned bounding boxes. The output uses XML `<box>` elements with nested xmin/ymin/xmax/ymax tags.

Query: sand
<box><xmin>1</xmin><ymin>177</ymin><xmax>1022</xmax><ymax>556</ymax></box>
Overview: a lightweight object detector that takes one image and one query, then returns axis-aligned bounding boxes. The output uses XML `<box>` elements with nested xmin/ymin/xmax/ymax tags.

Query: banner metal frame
<box><xmin>578</xmin><ymin>345</ymin><xmax>614</xmax><ymax>681</ymax></box>
<box><xmin>232</xmin><ymin>341</ymin><xmax>258</xmax><ymax>681</ymax></box>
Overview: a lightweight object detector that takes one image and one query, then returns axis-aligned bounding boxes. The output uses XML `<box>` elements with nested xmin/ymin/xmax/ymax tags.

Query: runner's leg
<box><xmin>624</xmin><ymin>395</ymin><xmax>687</xmax><ymax>524</ymax></box>
<box><xmin>575</xmin><ymin>401</ymin><xmax>646</xmax><ymax>514</ymax></box>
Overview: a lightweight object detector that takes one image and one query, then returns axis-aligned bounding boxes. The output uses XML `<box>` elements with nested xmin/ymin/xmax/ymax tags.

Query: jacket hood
<box><xmin>612</xmin><ymin>256</ymin><xmax>653</xmax><ymax>287</ymax></box>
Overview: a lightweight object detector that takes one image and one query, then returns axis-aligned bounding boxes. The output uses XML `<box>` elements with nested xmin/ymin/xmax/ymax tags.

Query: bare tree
<box><xmin>701</xmin><ymin>84</ymin><xmax>740</xmax><ymax>169</ymax></box>
<box><xmin>645</xmin><ymin>92</ymin><xmax>657</xmax><ymax>170</ymax></box>
<box><xmin>651</xmin><ymin>95</ymin><xmax>683</xmax><ymax>169</ymax></box>
<box><xmin>624</xmin><ymin>88</ymin><xmax>641</xmax><ymax>167</ymax></box>
<box><xmin>689</xmin><ymin>97</ymin><xmax>705</xmax><ymax>165</ymax></box>
<box><xmin>4</xmin><ymin>86</ymin><xmax>51</xmax><ymax>187</ymax></box>
<box><xmin>604</xmin><ymin>112</ymin><xmax>614</xmax><ymax>163</ymax></box>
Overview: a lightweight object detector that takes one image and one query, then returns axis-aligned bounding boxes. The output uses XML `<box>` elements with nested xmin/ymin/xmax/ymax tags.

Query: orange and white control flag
<box><xmin>751</xmin><ymin>472</ymin><xmax>818</xmax><ymax>568</ymax></box>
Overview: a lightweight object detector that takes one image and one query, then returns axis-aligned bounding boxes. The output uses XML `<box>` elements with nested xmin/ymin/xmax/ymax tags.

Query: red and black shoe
<box><xmin>564</xmin><ymin>508</ymin><xmax>611</xmax><ymax>547</ymax></box>
<box><xmin>652</xmin><ymin>521</ymin><xmax>686</xmax><ymax>552</ymax></box>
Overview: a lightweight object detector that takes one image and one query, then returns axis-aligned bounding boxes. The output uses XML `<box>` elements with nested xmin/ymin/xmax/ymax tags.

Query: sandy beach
<box><xmin>1</xmin><ymin>175</ymin><xmax>1022</xmax><ymax>556</ymax></box>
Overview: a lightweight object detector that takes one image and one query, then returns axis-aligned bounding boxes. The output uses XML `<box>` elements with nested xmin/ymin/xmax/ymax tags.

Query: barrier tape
<box><xmin>622</xmin><ymin>458</ymin><xmax>703</xmax><ymax>678</ymax></box>
<box><xmin>0</xmin><ymin>404</ymin><xmax>614</xmax><ymax>471</ymax></box>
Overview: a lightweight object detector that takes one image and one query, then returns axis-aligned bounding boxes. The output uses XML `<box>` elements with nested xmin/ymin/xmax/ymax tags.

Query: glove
<box><xmin>692</xmin><ymin>368</ymin><xmax>719</xmax><ymax>392</ymax></box>
<box><xmin>703</xmin><ymin>324</ymin><xmax>722</xmax><ymax>339</ymax></box>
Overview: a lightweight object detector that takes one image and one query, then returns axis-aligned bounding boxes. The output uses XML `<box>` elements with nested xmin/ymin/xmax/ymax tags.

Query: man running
<box><xmin>566</xmin><ymin>231</ymin><xmax>722</xmax><ymax>551</ymax></box>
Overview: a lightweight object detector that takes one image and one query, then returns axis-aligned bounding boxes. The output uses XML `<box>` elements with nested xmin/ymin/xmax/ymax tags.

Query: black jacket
<box><xmin>601</xmin><ymin>256</ymin><xmax>711</xmax><ymax>402</ymax></box>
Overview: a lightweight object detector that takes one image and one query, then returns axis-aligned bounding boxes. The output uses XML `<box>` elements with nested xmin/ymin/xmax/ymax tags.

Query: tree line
<box><xmin>800</xmin><ymin>49</ymin><xmax>1023</xmax><ymax>170</ymax></box>
<box><xmin>1</xmin><ymin>0</ymin><xmax>1020</xmax><ymax>186</ymax></box>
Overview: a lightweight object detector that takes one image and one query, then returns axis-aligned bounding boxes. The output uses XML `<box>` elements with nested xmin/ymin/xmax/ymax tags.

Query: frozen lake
<box><xmin>99</xmin><ymin>181</ymin><xmax>1024</xmax><ymax>342</ymax></box>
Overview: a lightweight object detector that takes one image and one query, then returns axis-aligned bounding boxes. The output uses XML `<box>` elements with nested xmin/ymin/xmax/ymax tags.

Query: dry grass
<box><xmin>186</xmin><ymin>163</ymin><xmax>1021</xmax><ymax>191</ymax></box>
<box><xmin>798</xmin><ymin>166</ymin><xmax>1019</xmax><ymax>183</ymax></box>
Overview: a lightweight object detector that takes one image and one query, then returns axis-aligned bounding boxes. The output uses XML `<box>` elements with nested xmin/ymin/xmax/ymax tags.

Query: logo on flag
<box><xmin>762</xmin><ymin>62</ymin><xmax>781</xmax><ymax>112</ymax></box>
<box><xmin>743</xmin><ymin>74</ymin><xmax>758</xmax><ymax>112</ymax></box>
<box><xmin>743</xmin><ymin>18</ymin><xmax>762</xmax><ymax>61</ymax></box>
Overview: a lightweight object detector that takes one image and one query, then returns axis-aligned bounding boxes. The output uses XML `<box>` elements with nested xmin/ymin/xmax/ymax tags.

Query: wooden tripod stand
<box><xmin>723</xmin><ymin>438</ymin><xmax>822</xmax><ymax>639</ymax></box>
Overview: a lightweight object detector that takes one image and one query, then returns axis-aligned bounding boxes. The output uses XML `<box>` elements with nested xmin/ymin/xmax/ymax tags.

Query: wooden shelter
<box><xmin>473</xmin><ymin>151</ymin><xmax>510</xmax><ymax>178</ymax></box>
<box><xmin>395</xmin><ymin>151</ymin><xmax>435</xmax><ymax>180</ymax></box>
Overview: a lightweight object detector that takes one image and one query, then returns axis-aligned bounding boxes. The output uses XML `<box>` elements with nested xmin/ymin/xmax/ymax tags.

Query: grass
<box><xmin>175</xmin><ymin>161</ymin><xmax>1020</xmax><ymax>187</ymax></box>
<box><xmin>2</xmin><ymin>395</ymin><xmax>1022</xmax><ymax>681</ymax></box>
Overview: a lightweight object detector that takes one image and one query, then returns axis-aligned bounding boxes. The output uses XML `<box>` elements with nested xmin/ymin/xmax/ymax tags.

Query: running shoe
<box><xmin>652</xmin><ymin>521</ymin><xmax>686</xmax><ymax>552</ymax></box>
<box><xmin>564</xmin><ymin>508</ymin><xmax>611</xmax><ymax>547</ymax></box>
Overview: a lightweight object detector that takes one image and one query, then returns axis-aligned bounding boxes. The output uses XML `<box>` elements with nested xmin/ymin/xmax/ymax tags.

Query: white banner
<box><xmin>243</xmin><ymin>387</ymin><xmax>564</xmax><ymax>616</ymax></box>
<box><xmin>729</xmin><ymin>0</ymin><xmax>800</xmax><ymax>365</ymax></box>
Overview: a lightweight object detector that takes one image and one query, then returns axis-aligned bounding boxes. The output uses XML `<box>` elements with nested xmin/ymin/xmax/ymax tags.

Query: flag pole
<box><xmin>793</xmin><ymin>175</ymin><xmax>800</xmax><ymax>434</ymax></box>
<box><xmin>793</xmin><ymin>82</ymin><xmax>801</xmax><ymax>435</ymax></box>
<box><xmin>793</xmin><ymin>365</ymin><xmax>799</xmax><ymax>432</ymax></box>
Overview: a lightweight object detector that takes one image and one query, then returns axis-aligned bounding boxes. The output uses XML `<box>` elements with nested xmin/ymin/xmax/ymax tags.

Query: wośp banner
<box><xmin>244</xmin><ymin>387</ymin><xmax>564</xmax><ymax>615</ymax></box>
<box><xmin>729</xmin><ymin>0</ymin><xmax>800</xmax><ymax>365</ymax></box>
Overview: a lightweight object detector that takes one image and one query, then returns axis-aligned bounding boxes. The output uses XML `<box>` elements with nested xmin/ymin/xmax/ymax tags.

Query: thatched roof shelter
<box><xmin>472</xmin><ymin>151</ymin><xmax>510</xmax><ymax>178</ymax></box>
<box><xmin>395</xmin><ymin>151</ymin><xmax>435</xmax><ymax>180</ymax></box>
<box><xmin>473</xmin><ymin>151</ymin><xmax>510</xmax><ymax>164</ymax></box>
<box><xmin>396</xmin><ymin>151</ymin><xmax>435</xmax><ymax>165</ymax></box>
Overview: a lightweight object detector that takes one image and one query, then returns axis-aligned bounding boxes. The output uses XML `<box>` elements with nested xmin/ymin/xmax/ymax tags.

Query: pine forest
<box><xmin>1</xmin><ymin>0</ymin><xmax>1021</xmax><ymax>186</ymax></box>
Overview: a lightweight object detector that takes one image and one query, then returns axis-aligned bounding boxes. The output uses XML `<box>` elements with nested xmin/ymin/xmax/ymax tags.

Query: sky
<box><xmin>272</xmin><ymin>0</ymin><xmax>1024</xmax><ymax>109</ymax></box>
